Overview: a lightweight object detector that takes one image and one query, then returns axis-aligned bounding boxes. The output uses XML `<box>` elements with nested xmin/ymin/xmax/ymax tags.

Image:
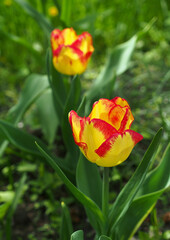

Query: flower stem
<box><xmin>102</xmin><ymin>167</ymin><xmax>109</xmax><ymax>234</ymax></box>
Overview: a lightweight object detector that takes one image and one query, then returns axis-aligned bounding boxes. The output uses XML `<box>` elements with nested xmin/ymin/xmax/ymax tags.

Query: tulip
<box><xmin>51</xmin><ymin>28</ymin><xmax>94</xmax><ymax>75</ymax></box>
<box><xmin>69</xmin><ymin>97</ymin><xmax>143</xmax><ymax>167</ymax></box>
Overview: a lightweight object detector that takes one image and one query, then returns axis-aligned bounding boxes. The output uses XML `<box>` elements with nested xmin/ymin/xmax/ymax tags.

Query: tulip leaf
<box><xmin>77</xmin><ymin>96</ymin><xmax>86</xmax><ymax>117</ymax></box>
<box><xmin>0</xmin><ymin>29</ymin><xmax>40</xmax><ymax>56</ymax></box>
<box><xmin>0</xmin><ymin>192</ymin><xmax>14</xmax><ymax>203</ymax></box>
<box><xmin>60</xmin><ymin>202</ymin><xmax>73</xmax><ymax>240</ymax></box>
<box><xmin>7</xmin><ymin>74</ymin><xmax>49</xmax><ymax>124</ymax></box>
<box><xmin>5</xmin><ymin>174</ymin><xmax>27</xmax><ymax>239</ymax></box>
<box><xmin>76</xmin><ymin>154</ymin><xmax>102</xmax><ymax>234</ymax></box>
<box><xmin>70</xmin><ymin>230</ymin><xmax>84</xmax><ymax>240</ymax></box>
<box><xmin>136</xmin><ymin>143</ymin><xmax>170</xmax><ymax>197</ymax></box>
<box><xmin>35</xmin><ymin>88</ymin><xmax>59</xmax><ymax>145</ymax></box>
<box><xmin>61</xmin><ymin>75</ymin><xmax>81</xmax><ymax>163</ymax></box>
<box><xmin>76</xmin><ymin>153</ymin><xmax>102</xmax><ymax>208</ymax></box>
<box><xmin>61</xmin><ymin>0</ymin><xmax>73</xmax><ymax>26</ymax></box>
<box><xmin>113</xmin><ymin>144</ymin><xmax>170</xmax><ymax>240</ymax></box>
<box><xmin>108</xmin><ymin>128</ymin><xmax>163</xmax><ymax>235</ymax></box>
<box><xmin>14</xmin><ymin>0</ymin><xmax>53</xmax><ymax>36</ymax></box>
<box><xmin>36</xmin><ymin>142</ymin><xmax>104</xmax><ymax>229</ymax></box>
<box><xmin>114</xmin><ymin>190</ymin><xmax>166</xmax><ymax>240</ymax></box>
<box><xmin>46</xmin><ymin>48</ymin><xmax>65</xmax><ymax>122</ymax></box>
<box><xmin>0</xmin><ymin>119</ymin><xmax>46</xmax><ymax>156</ymax></box>
<box><xmin>0</xmin><ymin>120</ymin><xmax>66</xmax><ymax>171</ymax></box>
<box><xmin>86</xmin><ymin>35</ymin><xmax>137</xmax><ymax>111</ymax></box>
<box><xmin>0</xmin><ymin>203</ymin><xmax>11</xmax><ymax>220</ymax></box>
<box><xmin>99</xmin><ymin>236</ymin><xmax>112</xmax><ymax>240</ymax></box>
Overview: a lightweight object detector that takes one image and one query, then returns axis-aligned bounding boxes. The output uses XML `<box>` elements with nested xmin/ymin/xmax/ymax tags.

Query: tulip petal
<box><xmin>79</xmin><ymin>118</ymin><xmax>117</xmax><ymax>163</ymax></box>
<box><xmin>68</xmin><ymin>110</ymin><xmax>84</xmax><ymax>143</ymax></box>
<box><xmin>53</xmin><ymin>46</ymin><xmax>88</xmax><ymax>75</ymax></box>
<box><xmin>61</xmin><ymin>28</ymin><xmax>77</xmax><ymax>45</ymax></box>
<box><xmin>71</xmin><ymin>32</ymin><xmax>94</xmax><ymax>55</ymax></box>
<box><xmin>51</xmin><ymin>29</ymin><xmax>64</xmax><ymax>51</ymax></box>
<box><xmin>88</xmin><ymin>98</ymin><xmax>115</xmax><ymax>122</ymax></box>
<box><xmin>109</xmin><ymin>105</ymin><xmax>134</xmax><ymax>131</ymax></box>
<box><xmin>95</xmin><ymin>130</ymin><xmax>143</xmax><ymax>167</ymax></box>
<box><xmin>112</xmin><ymin>96</ymin><xmax>130</xmax><ymax>108</ymax></box>
<box><xmin>88</xmin><ymin>98</ymin><xmax>134</xmax><ymax>130</ymax></box>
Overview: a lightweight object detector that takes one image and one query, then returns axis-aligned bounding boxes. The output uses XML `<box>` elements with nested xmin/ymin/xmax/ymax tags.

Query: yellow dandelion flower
<box><xmin>48</xmin><ymin>6</ymin><xmax>59</xmax><ymax>17</ymax></box>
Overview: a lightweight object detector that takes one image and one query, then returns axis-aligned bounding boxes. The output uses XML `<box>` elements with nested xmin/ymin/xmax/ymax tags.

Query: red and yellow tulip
<box><xmin>69</xmin><ymin>97</ymin><xmax>143</xmax><ymax>167</ymax></box>
<box><xmin>51</xmin><ymin>28</ymin><xmax>94</xmax><ymax>75</ymax></box>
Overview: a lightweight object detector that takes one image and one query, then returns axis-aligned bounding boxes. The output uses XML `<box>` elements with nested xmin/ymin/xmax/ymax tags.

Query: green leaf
<box><xmin>0</xmin><ymin>29</ymin><xmax>40</xmax><ymax>56</ymax></box>
<box><xmin>7</xmin><ymin>74</ymin><xmax>49</xmax><ymax>124</ymax></box>
<box><xmin>61</xmin><ymin>75</ymin><xmax>81</xmax><ymax>159</ymax></box>
<box><xmin>77</xmin><ymin>96</ymin><xmax>86</xmax><ymax>117</ymax></box>
<box><xmin>76</xmin><ymin>153</ymin><xmax>102</xmax><ymax>208</ymax></box>
<box><xmin>0</xmin><ymin>191</ymin><xmax>14</xmax><ymax>203</ymax></box>
<box><xmin>0</xmin><ymin>203</ymin><xmax>11</xmax><ymax>220</ymax></box>
<box><xmin>114</xmin><ymin>145</ymin><xmax>170</xmax><ymax>240</ymax></box>
<box><xmin>114</xmin><ymin>190</ymin><xmax>165</xmax><ymax>240</ymax></box>
<box><xmin>76</xmin><ymin>154</ymin><xmax>102</xmax><ymax>234</ymax></box>
<box><xmin>0</xmin><ymin>119</ymin><xmax>47</xmax><ymax>156</ymax></box>
<box><xmin>14</xmin><ymin>0</ymin><xmax>53</xmax><ymax>36</ymax></box>
<box><xmin>60</xmin><ymin>202</ymin><xmax>73</xmax><ymax>240</ymax></box>
<box><xmin>108</xmin><ymin>128</ymin><xmax>163</xmax><ymax>235</ymax></box>
<box><xmin>86</xmin><ymin>35</ymin><xmax>137</xmax><ymax>111</ymax></box>
<box><xmin>61</xmin><ymin>0</ymin><xmax>73</xmax><ymax>26</ymax></box>
<box><xmin>46</xmin><ymin>48</ymin><xmax>65</xmax><ymax>122</ymax></box>
<box><xmin>5</xmin><ymin>174</ymin><xmax>27</xmax><ymax>240</ymax></box>
<box><xmin>36</xmin><ymin>88</ymin><xmax>59</xmax><ymax>145</ymax></box>
<box><xmin>36</xmin><ymin>142</ymin><xmax>104</xmax><ymax>229</ymax></box>
<box><xmin>70</xmin><ymin>230</ymin><xmax>84</xmax><ymax>240</ymax></box>
<box><xmin>0</xmin><ymin>120</ymin><xmax>67</xmax><ymax>171</ymax></box>
<box><xmin>99</xmin><ymin>236</ymin><xmax>112</xmax><ymax>240</ymax></box>
<box><xmin>73</xmin><ymin>9</ymin><xmax>113</xmax><ymax>31</ymax></box>
<box><xmin>136</xmin><ymin>143</ymin><xmax>170</xmax><ymax>197</ymax></box>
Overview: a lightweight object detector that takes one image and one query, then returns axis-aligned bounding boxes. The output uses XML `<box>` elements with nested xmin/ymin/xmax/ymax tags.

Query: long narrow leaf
<box><xmin>61</xmin><ymin>75</ymin><xmax>81</xmax><ymax>160</ymax></box>
<box><xmin>114</xmin><ymin>190</ymin><xmax>165</xmax><ymax>240</ymax></box>
<box><xmin>113</xmin><ymin>144</ymin><xmax>170</xmax><ymax>240</ymax></box>
<box><xmin>60</xmin><ymin>202</ymin><xmax>73</xmax><ymax>240</ymax></box>
<box><xmin>71</xmin><ymin>230</ymin><xmax>84</xmax><ymax>240</ymax></box>
<box><xmin>99</xmin><ymin>236</ymin><xmax>112</xmax><ymax>240</ymax></box>
<box><xmin>5</xmin><ymin>174</ymin><xmax>27</xmax><ymax>240</ymax></box>
<box><xmin>7</xmin><ymin>74</ymin><xmax>49</xmax><ymax>124</ymax></box>
<box><xmin>61</xmin><ymin>0</ymin><xmax>73</xmax><ymax>26</ymax></box>
<box><xmin>108</xmin><ymin>128</ymin><xmax>162</xmax><ymax>235</ymax></box>
<box><xmin>14</xmin><ymin>0</ymin><xmax>53</xmax><ymax>36</ymax></box>
<box><xmin>76</xmin><ymin>154</ymin><xmax>102</xmax><ymax>234</ymax></box>
<box><xmin>137</xmin><ymin>143</ymin><xmax>170</xmax><ymax>196</ymax></box>
<box><xmin>46</xmin><ymin>48</ymin><xmax>65</xmax><ymax>122</ymax></box>
<box><xmin>86</xmin><ymin>35</ymin><xmax>137</xmax><ymax>111</ymax></box>
<box><xmin>36</xmin><ymin>142</ymin><xmax>104</xmax><ymax>228</ymax></box>
<box><xmin>76</xmin><ymin>153</ymin><xmax>102</xmax><ymax>208</ymax></box>
<box><xmin>0</xmin><ymin>120</ymin><xmax>67</xmax><ymax>171</ymax></box>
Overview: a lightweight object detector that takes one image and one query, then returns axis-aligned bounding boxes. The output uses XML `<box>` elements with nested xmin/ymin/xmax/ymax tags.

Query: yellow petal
<box><xmin>68</xmin><ymin>110</ymin><xmax>83</xmax><ymax>143</ymax></box>
<box><xmin>80</xmin><ymin>119</ymin><xmax>117</xmax><ymax>163</ymax></box>
<box><xmin>89</xmin><ymin>98</ymin><xmax>134</xmax><ymax>131</ymax></box>
<box><xmin>72</xmin><ymin>32</ymin><xmax>94</xmax><ymax>54</ymax></box>
<box><xmin>53</xmin><ymin>46</ymin><xmax>88</xmax><ymax>75</ymax></box>
<box><xmin>88</xmin><ymin>99</ymin><xmax>114</xmax><ymax>122</ymax></box>
<box><xmin>62</xmin><ymin>28</ymin><xmax>78</xmax><ymax>45</ymax></box>
<box><xmin>95</xmin><ymin>130</ymin><xmax>143</xmax><ymax>167</ymax></box>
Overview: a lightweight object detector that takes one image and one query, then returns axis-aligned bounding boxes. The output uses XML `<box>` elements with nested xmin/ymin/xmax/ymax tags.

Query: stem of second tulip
<box><xmin>102</xmin><ymin>167</ymin><xmax>110</xmax><ymax>235</ymax></box>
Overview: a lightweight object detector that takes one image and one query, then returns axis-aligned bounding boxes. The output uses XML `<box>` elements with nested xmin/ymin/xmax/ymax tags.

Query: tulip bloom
<box><xmin>51</xmin><ymin>28</ymin><xmax>94</xmax><ymax>75</ymax></box>
<box><xmin>69</xmin><ymin>97</ymin><xmax>143</xmax><ymax>167</ymax></box>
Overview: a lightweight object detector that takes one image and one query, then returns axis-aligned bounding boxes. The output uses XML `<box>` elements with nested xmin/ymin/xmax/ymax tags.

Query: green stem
<box><xmin>102</xmin><ymin>167</ymin><xmax>109</xmax><ymax>234</ymax></box>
